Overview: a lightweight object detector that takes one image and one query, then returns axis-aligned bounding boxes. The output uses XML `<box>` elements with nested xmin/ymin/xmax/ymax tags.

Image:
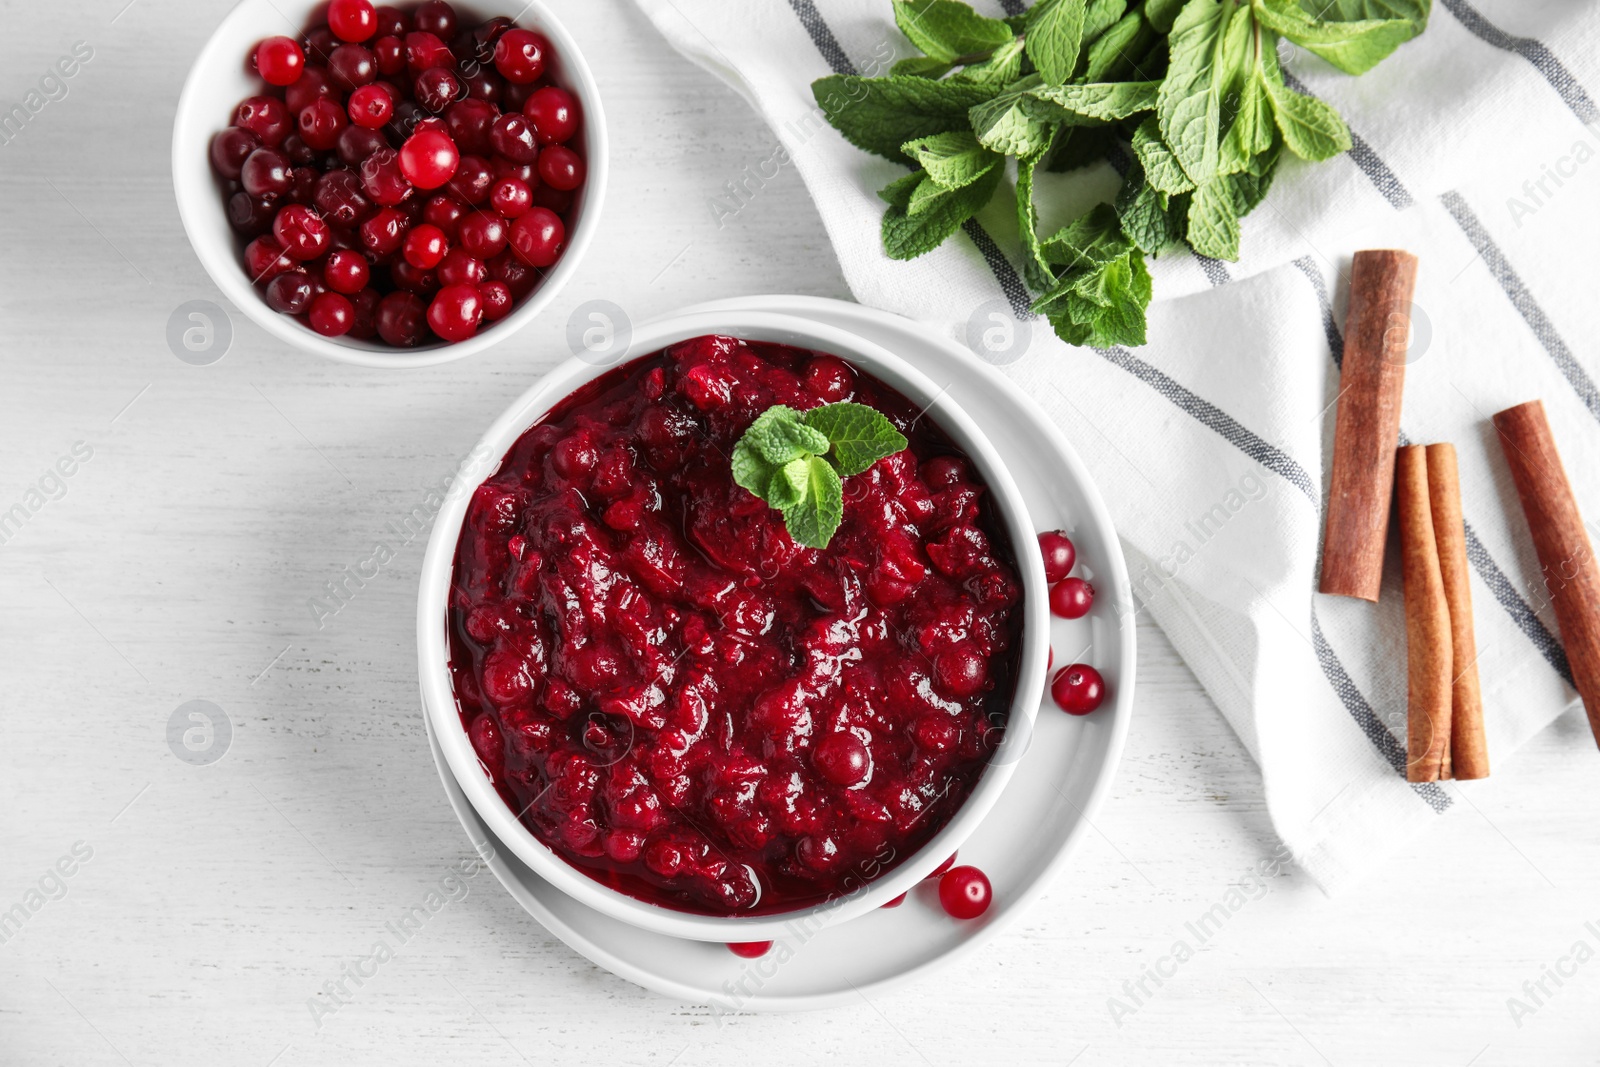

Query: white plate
<box><xmin>422</xmin><ymin>295</ymin><xmax>1135</xmax><ymax>1010</ymax></box>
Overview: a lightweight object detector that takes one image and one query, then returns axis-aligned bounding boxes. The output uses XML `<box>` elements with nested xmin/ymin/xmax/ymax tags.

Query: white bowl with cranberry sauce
<box><xmin>416</xmin><ymin>309</ymin><xmax>1052</xmax><ymax>942</ymax></box>
<box><xmin>172</xmin><ymin>0</ymin><xmax>607</xmax><ymax>368</ymax></box>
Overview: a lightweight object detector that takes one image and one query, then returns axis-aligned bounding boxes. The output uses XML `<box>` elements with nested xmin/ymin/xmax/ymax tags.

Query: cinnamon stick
<box><xmin>1426</xmin><ymin>444</ymin><xmax>1489</xmax><ymax>779</ymax></box>
<box><xmin>1397</xmin><ymin>445</ymin><xmax>1453</xmax><ymax>781</ymax></box>
<box><xmin>1492</xmin><ymin>400</ymin><xmax>1600</xmax><ymax>749</ymax></box>
<box><xmin>1320</xmin><ymin>250</ymin><xmax>1419</xmax><ymax>601</ymax></box>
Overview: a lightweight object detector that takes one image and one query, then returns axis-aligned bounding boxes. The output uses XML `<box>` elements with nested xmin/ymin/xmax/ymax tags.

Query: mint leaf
<box><xmin>1133</xmin><ymin>117</ymin><xmax>1196</xmax><ymax>195</ymax></box>
<box><xmin>1263</xmin><ymin>64</ymin><xmax>1352</xmax><ymax>160</ymax></box>
<box><xmin>1016</xmin><ymin>151</ymin><xmax>1055</xmax><ymax>292</ymax></box>
<box><xmin>812</xmin><ymin>75</ymin><xmax>999</xmax><ymax>163</ymax></box>
<box><xmin>1028</xmin><ymin>80</ymin><xmax>1160</xmax><ymax>125</ymax></box>
<box><xmin>1045</xmin><ymin>124</ymin><xmax>1118</xmax><ymax>173</ymax></box>
<box><xmin>1084</xmin><ymin>11</ymin><xmax>1153</xmax><ymax>82</ymax></box>
<box><xmin>1314</xmin><ymin>0</ymin><xmax>1430</xmax><ymax>28</ymax></box>
<box><xmin>743</xmin><ymin>405</ymin><xmax>830</xmax><ymax>464</ymax></box>
<box><xmin>891</xmin><ymin>55</ymin><xmax>955</xmax><ymax>78</ymax></box>
<box><xmin>1116</xmin><ymin>165</ymin><xmax>1182</xmax><ymax>255</ymax></box>
<box><xmin>1144</xmin><ymin>0</ymin><xmax>1187</xmax><ymax>33</ymax></box>
<box><xmin>951</xmin><ymin>35</ymin><xmax>1025</xmax><ymax>89</ymax></box>
<box><xmin>893</xmin><ymin>0</ymin><xmax>1014</xmax><ymax>63</ymax></box>
<box><xmin>969</xmin><ymin>76</ymin><xmax>1054</xmax><ymax>156</ymax></box>
<box><xmin>767</xmin><ymin>458</ymin><xmax>812</xmax><ymax>511</ymax></box>
<box><xmin>782</xmin><ymin>457</ymin><xmax>844</xmax><ymax>550</ymax></box>
<box><xmin>1082</xmin><ymin>0</ymin><xmax>1129</xmax><ymax>42</ymax></box>
<box><xmin>1255</xmin><ymin>0</ymin><xmax>1421</xmax><ymax>74</ymax></box>
<box><xmin>1027</xmin><ymin>0</ymin><xmax>1088</xmax><ymax>85</ymax></box>
<box><xmin>803</xmin><ymin>402</ymin><xmax>909</xmax><ymax>476</ymax></box>
<box><xmin>1185</xmin><ymin>177</ymin><xmax>1241</xmax><ymax>260</ymax></box>
<box><xmin>1156</xmin><ymin>0</ymin><xmax>1236</xmax><ymax>186</ymax></box>
<box><xmin>731</xmin><ymin>437</ymin><xmax>779</xmax><ymax>500</ymax></box>
<box><xmin>1220</xmin><ymin>69</ymin><xmax>1272</xmax><ymax>173</ymax></box>
<box><xmin>1038</xmin><ymin>203</ymin><xmax>1131</xmax><ymax>271</ymax></box>
<box><xmin>1036</xmin><ymin>248</ymin><xmax>1151</xmax><ymax>347</ymax></box>
<box><xmin>881</xmin><ymin>159</ymin><xmax>1003</xmax><ymax>258</ymax></box>
<box><xmin>902</xmin><ymin>130</ymin><xmax>1003</xmax><ymax>189</ymax></box>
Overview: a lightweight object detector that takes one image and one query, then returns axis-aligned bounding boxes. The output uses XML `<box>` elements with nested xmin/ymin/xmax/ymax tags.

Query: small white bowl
<box><xmin>172</xmin><ymin>0</ymin><xmax>608</xmax><ymax>368</ymax></box>
<box><xmin>416</xmin><ymin>309</ymin><xmax>1051</xmax><ymax>942</ymax></box>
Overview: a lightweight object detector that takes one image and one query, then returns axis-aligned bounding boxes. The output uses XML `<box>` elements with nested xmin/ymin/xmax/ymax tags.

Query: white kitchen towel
<box><xmin>635</xmin><ymin>0</ymin><xmax>1600</xmax><ymax>893</ymax></box>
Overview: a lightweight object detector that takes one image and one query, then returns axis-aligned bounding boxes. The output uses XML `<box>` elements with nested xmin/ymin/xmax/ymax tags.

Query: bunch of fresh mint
<box><xmin>812</xmin><ymin>0</ymin><xmax>1430</xmax><ymax>347</ymax></box>
<box><xmin>732</xmin><ymin>402</ymin><xmax>908</xmax><ymax>548</ymax></box>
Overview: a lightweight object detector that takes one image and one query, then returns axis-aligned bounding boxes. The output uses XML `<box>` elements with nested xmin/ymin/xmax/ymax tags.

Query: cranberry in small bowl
<box><xmin>417</xmin><ymin>310</ymin><xmax>1050</xmax><ymax>941</ymax></box>
<box><xmin>172</xmin><ymin>0</ymin><xmax>606</xmax><ymax>367</ymax></box>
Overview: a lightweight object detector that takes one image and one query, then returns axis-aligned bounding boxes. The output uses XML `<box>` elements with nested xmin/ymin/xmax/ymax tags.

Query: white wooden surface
<box><xmin>2</xmin><ymin>1</ymin><xmax>1599</xmax><ymax>1063</ymax></box>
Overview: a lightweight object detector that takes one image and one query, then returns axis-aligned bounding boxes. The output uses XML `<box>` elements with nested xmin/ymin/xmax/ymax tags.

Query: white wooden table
<box><xmin>3</xmin><ymin>2</ymin><xmax>1598</xmax><ymax>1063</ymax></box>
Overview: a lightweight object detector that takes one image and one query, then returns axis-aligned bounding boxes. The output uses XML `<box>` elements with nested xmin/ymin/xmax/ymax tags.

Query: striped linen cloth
<box><xmin>636</xmin><ymin>0</ymin><xmax>1600</xmax><ymax>893</ymax></box>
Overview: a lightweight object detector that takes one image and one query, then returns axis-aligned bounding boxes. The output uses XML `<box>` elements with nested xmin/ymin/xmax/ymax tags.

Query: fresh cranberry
<box><xmin>323</xmin><ymin>249</ymin><xmax>370</xmax><ymax>293</ymax></box>
<box><xmin>447</xmin><ymin>155</ymin><xmax>494</xmax><ymax>204</ymax></box>
<box><xmin>403</xmin><ymin>222</ymin><xmax>448</xmax><ymax>268</ymax></box>
<box><xmin>1039</xmin><ymin>531</ymin><xmax>1076</xmax><ymax>583</ymax></box>
<box><xmin>926</xmin><ymin>853</ymin><xmax>957</xmax><ymax>880</ymax></box>
<box><xmin>489</xmin><ymin>113</ymin><xmax>537</xmax><ymax>164</ymax></box>
<box><xmin>523</xmin><ymin>85</ymin><xmax>577</xmax><ymax>143</ymax></box>
<box><xmin>405</xmin><ymin>31</ymin><xmax>454</xmax><ymax>74</ymax></box>
<box><xmin>280</xmin><ymin>132</ymin><xmax>316</xmax><ymax>165</ymax></box>
<box><xmin>427</xmin><ymin>283</ymin><xmax>482</xmax><ymax>341</ymax></box>
<box><xmin>490</xmin><ymin>177</ymin><xmax>531</xmax><ymax>218</ymax></box>
<box><xmin>471</xmin><ymin>17</ymin><xmax>514</xmax><ymax>60</ymax></box>
<box><xmin>272</xmin><ymin>203</ymin><xmax>330</xmax><ymax>260</ymax></box>
<box><xmin>727</xmin><ymin>942</ymin><xmax>771</xmax><ymax>959</ymax></box>
<box><xmin>326</xmin><ymin>43</ymin><xmax>375</xmax><ymax>92</ymax></box>
<box><xmin>255</xmin><ymin>36</ymin><xmax>305</xmax><ymax>86</ymax></box>
<box><xmin>371</xmin><ymin>34</ymin><xmax>405</xmax><ymax>75</ymax></box>
<box><xmin>333</xmin><ymin>124</ymin><xmax>383</xmax><ymax>167</ymax></box>
<box><xmin>444</xmin><ymin>99</ymin><xmax>498</xmax><ymax>155</ymax></box>
<box><xmin>240</xmin><ymin>147</ymin><xmax>292</xmax><ymax>197</ymax></box>
<box><xmin>881</xmin><ymin>893</ymin><xmax>907</xmax><ymax>909</ymax></box>
<box><xmin>285</xmin><ymin>66</ymin><xmax>335</xmax><ymax>113</ymax></box>
<box><xmin>423</xmin><ymin>194</ymin><xmax>468</xmax><ymax>237</ymax></box>
<box><xmin>244</xmin><ymin>235</ymin><xmax>296</xmax><ymax>282</ymax></box>
<box><xmin>501</xmin><ymin>80</ymin><xmax>536</xmax><ymax>113</ymax></box>
<box><xmin>360</xmin><ymin>148</ymin><xmax>414</xmax><ymax>205</ymax></box>
<box><xmin>228</xmin><ymin>191</ymin><xmax>275</xmax><ymax>235</ymax></box>
<box><xmin>530</xmin><ymin>183</ymin><xmax>572</xmax><ymax>213</ymax></box>
<box><xmin>347</xmin><ymin>286</ymin><xmax>381</xmax><ymax>338</ymax></box>
<box><xmin>813</xmin><ymin>732</ymin><xmax>870</xmax><ymax>785</ymax></box>
<box><xmin>210</xmin><ymin>127</ymin><xmax>260</xmax><ymax>180</ymax></box>
<box><xmin>938</xmin><ymin>866</ymin><xmax>992</xmax><ymax>919</ymax></box>
<box><xmin>314</xmin><ymin>169</ymin><xmax>373</xmax><ymax>226</ymax></box>
<box><xmin>264</xmin><ymin>270</ymin><xmax>314</xmax><ymax>314</ymax></box>
<box><xmin>359</xmin><ymin>205</ymin><xmax>409</xmax><ymax>255</ymax></box>
<box><xmin>309</xmin><ymin>292</ymin><xmax>355</xmax><ymax>336</ymax></box>
<box><xmin>436</xmin><ymin>248</ymin><xmax>486</xmax><ymax>287</ymax></box>
<box><xmin>234</xmin><ymin>96</ymin><xmax>290</xmax><ymax>147</ymax></box>
<box><xmin>478</xmin><ymin>280</ymin><xmax>512</xmax><ymax>320</ymax></box>
<box><xmin>934</xmin><ymin>646</ymin><xmax>988</xmax><ymax>697</ymax></box>
<box><xmin>373</xmin><ymin>5</ymin><xmax>409</xmax><ymax>37</ymax></box>
<box><xmin>1051</xmin><ymin>664</ymin><xmax>1105</xmax><ymax>715</ymax></box>
<box><xmin>457</xmin><ymin>211</ymin><xmax>507</xmax><ymax>258</ymax></box>
<box><xmin>508</xmin><ymin>207</ymin><xmax>563</xmax><ymax>267</ymax></box>
<box><xmin>398</xmin><ymin>129</ymin><xmax>459</xmax><ymax>189</ymax></box>
<box><xmin>328</xmin><ymin>0</ymin><xmax>376</xmax><ymax>42</ymax></box>
<box><xmin>493</xmin><ymin>29</ymin><xmax>544</xmax><ymax>84</ymax></box>
<box><xmin>413</xmin><ymin>1</ymin><xmax>458</xmax><ymax>40</ymax></box>
<box><xmin>1049</xmin><ymin>577</ymin><xmax>1094</xmax><ymax>619</ymax></box>
<box><xmin>804</xmin><ymin>356</ymin><xmax>854</xmax><ymax>401</ymax></box>
<box><xmin>376</xmin><ymin>290</ymin><xmax>427</xmax><ymax>345</ymax></box>
<box><xmin>391</xmin><ymin>259</ymin><xmax>439</xmax><ymax>295</ymax></box>
<box><xmin>487</xmin><ymin>248</ymin><xmax>535</xmax><ymax>297</ymax></box>
<box><xmin>537</xmin><ymin>144</ymin><xmax>584</xmax><ymax>191</ymax></box>
<box><xmin>297</xmin><ymin>97</ymin><xmax>347</xmax><ymax>151</ymax></box>
<box><xmin>287</xmin><ymin>166</ymin><xmax>319</xmax><ymax>205</ymax></box>
<box><xmin>415</xmin><ymin>66</ymin><xmax>462</xmax><ymax>113</ymax></box>
<box><xmin>461</xmin><ymin>67</ymin><xmax>504</xmax><ymax>104</ymax></box>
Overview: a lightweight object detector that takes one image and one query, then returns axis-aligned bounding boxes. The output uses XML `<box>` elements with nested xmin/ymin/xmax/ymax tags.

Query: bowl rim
<box><xmin>415</xmin><ymin>308</ymin><xmax>1051</xmax><ymax>941</ymax></box>
<box><xmin>170</xmin><ymin>0</ymin><xmax>609</xmax><ymax>368</ymax></box>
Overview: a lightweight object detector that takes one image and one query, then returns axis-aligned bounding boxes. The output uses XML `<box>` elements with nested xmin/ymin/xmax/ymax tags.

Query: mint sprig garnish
<box><xmin>731</xmin><ymin>402</ymin><xmax>908</xmax><ymax>549</ymax></box>
<box><xmin>812</xmin><ymin>0</ymin><xmax>1430</xmax><ymax>348</ymax></box>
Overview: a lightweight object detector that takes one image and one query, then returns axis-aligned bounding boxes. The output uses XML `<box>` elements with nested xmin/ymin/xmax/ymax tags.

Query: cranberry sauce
<box><xmin>448</xmin><ymin>335</ymin><xmax>1023</xmax><ymax>914</ymax></box>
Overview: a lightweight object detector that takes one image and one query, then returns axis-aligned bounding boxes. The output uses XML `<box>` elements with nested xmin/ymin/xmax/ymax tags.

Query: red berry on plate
<box><xmin>426</xmin><ymin>283</ymin><xmax>482</xmax><ymax>341</ymax></box>
<box><xmin>234</xmin><ymin>96</ymin><xmax>290</xmax><ymax>147</ymax></box>
<box><xmin>489</xmin><ymin>113</ymin><xmax>538</xmax><ymax>164</ymax></box>
<box><xmin>347</xmin><ymin>83</ymin><xmax>393</xmax><ymax>128</ymax></box>
<box><xmin>373</xmin><ymin>4</ymin><xmax>409</xmax><ymax>37</ymax></box>
<box><xmin>404</xmin><ymin>30</ymin><xmax>453</xmax><ymax>74</ymax></box>
<box><xmin>255</xmin><ymin>36</ymin><xmax>304</xmax><ymax>86</ymax></box>
<box><xmin>926</xmin><ymin>852</ymin><xmax>957</xmax><ymax>880</ymax></box>
<box><xmin>523</xmin><ymin>85</ymin><xmax>578</xmax><ymax>143</ymax></box>
<box><xmin>210</xmin><ymin>128</ymin><xmax>260</xmax><ymax>180</ymax></box>
<box><xmin>478</xmin><ymin>280</ymin><xmax>512</xmax><ymax>321</ymax></box>
<box><xmin>1051</xmin><ymin>663</ymin><xmax>1105</xmax><ymax>715</ymax></box>
<box><xmin>376</xmin><ymin>290</ymin><xmax>427</xmax><ymax>346</ymax></box>
<box><xmin>457</xmin><ymin>211</ymin><xmax>507</xmax><ymax>258</ymax></box>
<box><xmin>1038</xmin><ymin>530</ymin><xmax>1076</xmax><ymax>583</ymax></box>
<box><xmin>413</xmin><ymin>1</ymin><xmax>458</xmax><ymax>40</ymax></box>
<box><xmin>240</xmin><ymin>147</ymin><xmax>292</xmax><ymax>198</ymax></box>
<box><xmin>308</xmin><ymin>291</ymin><xmax>355</xmax><ymax>336</ymax></box>
<box><xmin>264</xmin><ymin>270</ymin><xmax>313</xmax><ymax>315</ymax></box>
<box><xmin>297</xmin><ymin>97</ymin><xmax>347</xmax><ymax>151</ymax></box>
<box><xmin>359</xmin><ymin>205</ymin><xmax>409</xmax><ymax>255</ymax></box>
<box><xmin>881</xmin><ymin>892</ymin><xmax>907</xmax><ymax>909</ymax></box>
<box><xmin>727</xmin><ymin>941</ymin><xmax>771</xmax><ymax>959</ymax></box>
<box><xmin>398</xmin><ymin>129</ymin><xmax>460</xmax><ymax>189</ymax></box>
<box><xmin>403</xmin><ymin>222</ymin><xmax>448</xmax><ymax>269</ymax></box>
<box><xmin>415</xmin><ymin>66</ymin><xmax>462</xmax><ymax>113</ymax></box>
<box><xmin>244</xmin><ymin>235</ymin><xmax>296</xmax><ymax>282</ymax></box>
<box><xmin>361</xmin><ymin>148</ymin><xmax>415</xmax><ymax>205</ymax></box>
<box><xmin>490</xmin><ymin>177</ymin><xmax>531</xmax><ymax>218</ymax></box>
<box><xmin>493</xmin><ymin>28</ymin><xmax>545</xmax><ymax>84</ymax></box>
<box><xmin>537</xmin><ymin>144</ymin><xmax>584</xmax><ymax>191</ymax></box>
<box><xmin>371</xmin><ymin>34</ymin><xmax>405</xmax><ymax>75</ymax></box>
<box><xmin>423</xmin><ymin>194</ymin><xmax>467</xmax><ymax>237</ymax></box>
<box><xmin>324</xmin><ymin>249</ymin><xmax>370</xmax><ymax>294</ymax></box>
<box><xmin>436</xmin><ymin>248</ymin><xmax>486</xmax><ymax>287</ymax></box>
<box><xmin>508</xmin><ymin>207</ymin><xmax>564</xmax><ymax>268</ymax></box>
<box><xmin>813</xmin><ymin>731</ymin><xmax>870</xmax><ymax>785</ymax></box>
<box><xmin>1049</xmin><ymin>576</ymin><xmax>1094</xmax><ymax>619</ymax></box>
<box><xmin>328</xmin><ymin>0</ymin><xmax>378</xmax><ymax>42</ymax></box>
<box><xmin>273</xmin><ymin>203</ymin><xmax>330</xmax><ymax>260</ymax></box>
<box><xmin>938</xmin><ymin>866</ymin><xmax>992</xmax><ymax>919</ymax></box>
<box><xmin>328</xmin><ymin>43</ymin><xmax>377</xmax><ymax>92</ymax></box>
